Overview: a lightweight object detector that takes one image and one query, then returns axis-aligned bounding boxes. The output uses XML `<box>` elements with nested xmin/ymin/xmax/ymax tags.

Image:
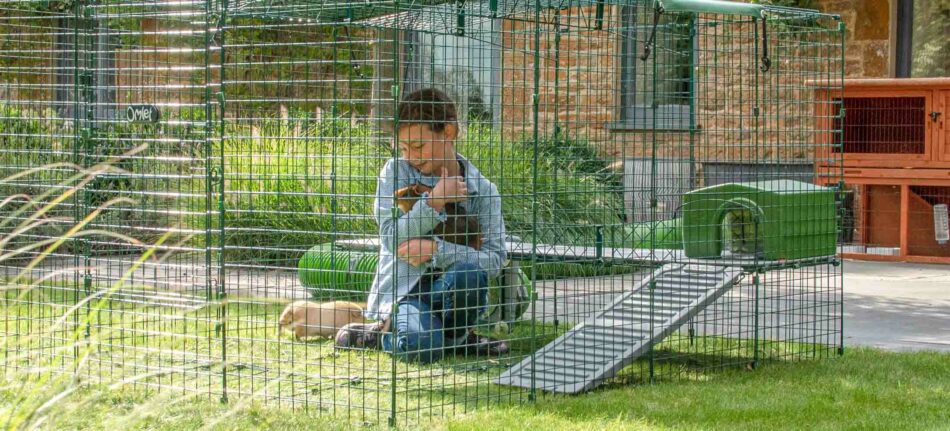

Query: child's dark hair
<box><xmin>397</xmin><ymin>88</ymin><xmax>457</xmax><ymax>133</ymax></box>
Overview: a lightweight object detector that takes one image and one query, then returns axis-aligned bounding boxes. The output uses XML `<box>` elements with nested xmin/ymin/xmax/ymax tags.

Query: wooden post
<box><xmin>900</xmin><ymin>184</ymin><xmax>910</xmax><ymax>257</ymax></box>
<box><xmin>859</xmin><ymin>186</ymin><xmax>869</xmax><ymax>245</ymax></box>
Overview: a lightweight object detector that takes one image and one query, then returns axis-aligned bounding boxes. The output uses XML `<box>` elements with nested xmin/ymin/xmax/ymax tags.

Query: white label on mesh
<box><xmin>935</xmin><ymin>204</ymin><xmax>949</xmax><ymax>244</ymax></box>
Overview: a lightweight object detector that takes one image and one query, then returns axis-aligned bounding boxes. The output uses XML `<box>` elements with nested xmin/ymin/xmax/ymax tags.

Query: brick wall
<box><xmin>499</xmin><ymin>5</ymin><xmax>846</xmax><ymax>162</ymax></box>
<box><xmin>500</xmin><ymin>7</ymin><xmax>621</xmax><ymax>153</ymax></box>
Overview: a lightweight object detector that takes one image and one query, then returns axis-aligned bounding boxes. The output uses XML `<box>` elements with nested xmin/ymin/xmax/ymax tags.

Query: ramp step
<box><xmin>495</xmin><ymin>263</ymin><xmax>743</xmax><ymax>394</ymax></box>
<box><xmin>590</xmin><ymin>316</ymin><xmax>668</xmax><ymax>326</ymax></box>
<box><xmin>600</xmin><ymin>312</ymin><xmax>675</xmax><ymax>324</ymax></box>
<box><xmin>578</xmin><ymin>323</ymin><xmax>650</xmax><ymax>336</ymax></box>
<box><xmin>616</xmin><ymin>301</ymin><xmax>685</xmax><ymax>311</ymax></box>
<box><xmin>525</xmin><ymin>364</ymin><xmax>595</xmax><ymax>379</ymax></box>
<box><xmin>516</xmin><ymin>373</ymin><xmax>584</xmax><ymax>386</ymax></box>
<box><xmin>644</xmin><ymin>292</ymin><xmax>703</xmax><ymax>301</ymax></box>
<box><xmin>620</xmin><ymin>297</ymin><xmax>695</xmax><ymax>307</ymax></box>
<box><xmin>533</xmin><ymin>357</ymin><xmax>606</xmax><ymax>371</ymax></box>
<box><xmin>535</xmin><ymin>351</ymin><xmax>613</xmax><ymax>365</ymax></box>
<box><xmin>561</xmin><ymin>339</ymin><xmax>627</xmax><ymax>355</ymax></box>
<box><xmin>653</xmin><ymin>281</ymin><xmax>718</xmax><ymax>290</ymax></box>
<box><xmin>547</xmin><ymin>341</ymin><xmax>620</xmax><ymax>358</ymax></box>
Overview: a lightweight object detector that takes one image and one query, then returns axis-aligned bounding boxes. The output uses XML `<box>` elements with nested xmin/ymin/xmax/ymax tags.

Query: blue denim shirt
<box><xmin>365</xmin><ymin>154</ymin><xmax>507</xmax><ymax>321</ymax></box>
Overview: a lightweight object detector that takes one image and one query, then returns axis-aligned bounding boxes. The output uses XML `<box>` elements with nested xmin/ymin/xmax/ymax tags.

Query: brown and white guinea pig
<box><xmin>394</xmin><ymin>183</ymin><xmax>483</xmax><ymax>250</ymax></box>
<box><xmin>277</xmin><ymin>300</ymin><xmax>366</xmax><ymax>340</ymax></box>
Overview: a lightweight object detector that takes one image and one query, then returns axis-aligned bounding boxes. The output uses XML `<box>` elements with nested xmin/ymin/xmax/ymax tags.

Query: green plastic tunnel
<box><xmin>298</xmin><ymin>244</ymin><xmax>379</xmax><ymax>295</ymax></box>
<box><xmin>628</xmin><ymin>218</ymin><xmax>684</xmax><ymax>250</ymax></box>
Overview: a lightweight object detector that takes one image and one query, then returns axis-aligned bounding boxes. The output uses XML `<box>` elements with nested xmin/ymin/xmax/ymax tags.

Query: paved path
<box><xmin>842</xmin><ymin>260</ymin><xmax>950</xmax><ymax>352</ymax></box>
<box><xmin>487</xmin><ymin>260</ymin><xmax>950</xmax><ymax>353</ymax></box>
<box><xmin>26</xmin><ymin>255</ymin><xmax>950</xmax><ymax>352</ymax></box>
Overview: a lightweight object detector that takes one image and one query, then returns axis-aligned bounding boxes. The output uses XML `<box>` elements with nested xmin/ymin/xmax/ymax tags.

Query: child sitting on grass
<box><xmin>335</xmin><ymin>88</ymin><xmax>509</xmax><ymax>363</ymax></box>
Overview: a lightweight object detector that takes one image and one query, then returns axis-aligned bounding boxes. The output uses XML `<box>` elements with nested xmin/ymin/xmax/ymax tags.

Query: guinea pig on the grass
<box><xmin>395</xmin><ymin>183</ymin><xmax>483</xmax><ymax>250</ymax></box>
<box><xmin>277</xmin><ymin>300</ymin><xmax>366</xmax><ymax>340</ymax></box>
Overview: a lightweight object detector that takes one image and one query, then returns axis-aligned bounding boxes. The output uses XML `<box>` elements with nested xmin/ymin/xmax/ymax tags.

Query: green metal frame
<box><xmin>0</xmin><ymin>0</ymin><xmax>845</xmax><ymax>426</ymax></box>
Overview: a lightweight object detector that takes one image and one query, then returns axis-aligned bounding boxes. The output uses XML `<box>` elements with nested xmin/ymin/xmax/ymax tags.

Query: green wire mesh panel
<box><xmin>1</xmin><ymin>0</ymin><xmax>844</xmax><ymax>426</ymax></box>
<box><xmin>1</xmin><ymin>3</ymin><xmax>82</xmax><ymax>377</ymax></box>
<box><xmin>1</xmin><ymin>0</ymin><xmax>222</xmax><ymax>395</ymax></box>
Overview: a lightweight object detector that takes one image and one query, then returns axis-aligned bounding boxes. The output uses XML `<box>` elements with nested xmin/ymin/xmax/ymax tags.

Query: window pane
<box><xmin>404</xmin><ymin>20</ymin><xmax>499</xmax><ymax>124</ymax></box>
<box><xmin>619</xmin><ymin>6</ymin><xmax>692</xmax><ymax>129</ymax></box>
<box><xmin>911</xmin><ymin>0</ymin><xmax>950</xmax><ymax>77</ymax></box>
<box><xmin>650</xmin><ymin>19</ymin><xmax>691</xmax><ymax>106</ymax></box>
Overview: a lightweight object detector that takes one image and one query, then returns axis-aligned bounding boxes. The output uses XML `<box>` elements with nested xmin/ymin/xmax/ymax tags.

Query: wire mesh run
<box><xmin>842</xmin><ymin>185</ymin><xmax>950</xmax><ymax>258</ymax></box>
<box><xmin>2</xmin><ymin>0</ymin><xmax>844</xmax><ymax>426</ymax></box>
<box><xmin>834</xmin><ymin>96</ymin><xmax>927</xmax><ymax>155</ymax></box>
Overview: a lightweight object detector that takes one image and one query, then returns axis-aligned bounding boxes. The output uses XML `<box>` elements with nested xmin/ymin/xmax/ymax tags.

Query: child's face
<box><xmin>396</xmin><ymin>123</ymin><xmax>457</xmax><ymax>176</ymax></box>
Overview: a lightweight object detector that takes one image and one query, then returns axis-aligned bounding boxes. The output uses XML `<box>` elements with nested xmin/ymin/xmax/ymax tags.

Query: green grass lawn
<box><xmin>2</xmin><ymin>289</ymin><xmax>947</xmax><ymax>430</ymax></box>
<box><xmin>2</xmin><ymin>347</ymin><xmax>948</xmax><ymax>430</ymax></box>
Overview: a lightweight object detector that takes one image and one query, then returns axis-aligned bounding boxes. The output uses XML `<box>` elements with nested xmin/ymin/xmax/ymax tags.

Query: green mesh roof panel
<box><xmin>659</xmin><ymin>0</ymin><xmax>763</xmax><ymax>17</ymax></box>
<box><xmin>45</xmin><ymin>0</ymin><xmax>839</xmax><ymax>21</ymax></box>
<box><xmin>228</xmin><ymin>0</ymin><xmax>601</xmax><ymax>24</ymax></box>
<box><xmin>228</xmin><ymin>0</ymin><xmax>410</xmax><ymax>21</ymax></box>
<box><xmin>659</xmin><ymin>0</ymin><xmax>836</xmax><ymax>19</ymax></box>
<box><xmin>358</xmin><ymin>0</ymin><xmax>604</xmax><ymax>32</ymax></box>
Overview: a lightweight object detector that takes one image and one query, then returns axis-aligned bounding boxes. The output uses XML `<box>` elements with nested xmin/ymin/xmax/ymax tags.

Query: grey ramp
<box><xmin>495</xmin><ymin>263</ymin><xmax>744</xmax><ymax>394</ymax></box>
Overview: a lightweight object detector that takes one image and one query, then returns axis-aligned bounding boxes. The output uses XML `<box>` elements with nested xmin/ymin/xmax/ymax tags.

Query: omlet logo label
<box><xmin>126</xmin><ymin>105</ymin><xmax>160</xmax><ymax>123</ymax></box>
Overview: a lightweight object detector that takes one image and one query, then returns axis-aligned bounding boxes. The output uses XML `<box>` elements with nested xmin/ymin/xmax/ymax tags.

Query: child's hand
<box><xmin>429</xmin><ymin>167</ymin><xmax>467</xmax><ymax>212</ymax></box>
<box><xmin>396</xmin><ymin>239</ymin><xmax>438</xmax><ymax>267</ymax></box>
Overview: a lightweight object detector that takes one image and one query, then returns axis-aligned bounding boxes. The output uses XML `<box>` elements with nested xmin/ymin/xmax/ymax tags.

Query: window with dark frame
<box><xmin>55</xmin><ymin>18</ymin><xmax>116</xmax><ymax>121</ymax></box>
<box><xmin>615</xmin><ymin>6</ymin><xmax>694</xmax><ymax>131</ymax></box>
<box><xmin>400</xmin><ymin>20</ymin><xmax>501</xmax><ymax>127</ymax></box>
<box><xmin>54</xmin><ymin>17</ymin><xmax>77</xmax><ymax>119</ymax></box>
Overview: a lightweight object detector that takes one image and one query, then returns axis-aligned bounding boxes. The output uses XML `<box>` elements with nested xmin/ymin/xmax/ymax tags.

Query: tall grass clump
<box><xmin>0</xmin><ymin>156</ymin><xmax>522</xmax><ymax>427</ymax></box>
<box><xmin>0</xmin><ymin>145</ymin><xmax>196</xmax><ymax>429</ymax></box>
<box><xmin>2</xmin><ymin>103</ymin><xmax>210</xmax><ymax>255</ymax></box>
<box><xmin>212</xmin><ymin>117</ymin><xmax>385</xmax><ymax>263</ymax></box>
<box><xmin>0</xmin><ymin>104</ymin><xmax>75</xmax><ymax>210</ymax></box>
<box><xmin>210</xmin><ymin>118</ymin><xmax>628</xmax><ymax>263</ymax></box>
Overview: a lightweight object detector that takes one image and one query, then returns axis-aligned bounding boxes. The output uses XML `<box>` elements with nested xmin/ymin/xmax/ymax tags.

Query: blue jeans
<box><xmin>381</xmin><ymin>263</ymin><xmax>489</xmax><ymax>364</ymax></box>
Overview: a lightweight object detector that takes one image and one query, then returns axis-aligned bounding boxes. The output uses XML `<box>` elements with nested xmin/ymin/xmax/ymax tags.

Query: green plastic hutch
<box><xmin>681</xmin><ymin>180</ymin><xmax>837</xmax><ymax>260</ymax></box>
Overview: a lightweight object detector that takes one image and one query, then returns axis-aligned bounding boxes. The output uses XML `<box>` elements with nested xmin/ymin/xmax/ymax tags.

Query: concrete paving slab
<box><xmin>842</xmin><ymin>260</ymin><xmax>950</xmax><ymax>352</ymax></box>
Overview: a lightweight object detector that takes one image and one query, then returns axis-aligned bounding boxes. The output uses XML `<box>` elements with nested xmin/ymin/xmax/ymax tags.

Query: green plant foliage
<box><xmin>209</xmin><ymin>117</ymin><xmax>382</xmax><ymax>262</ymax></box>
<box><xmin>1</xmin><ymin>99</ymin><xmax>628</xmax><ymax>263</ymax></box>
<box><xmin>909</xmin><ymin>0</ymin><xmax>950</xmax><ymax>77</ymax></box>
<box><xmin>458</xmin><ymin>125</ymin><xmax>625</xmax><ymax>248</ymax></box>
<box><xmin>205</xmin><ymin>120</ymin><xmax>626</xmax><ymax>262</ymax></box>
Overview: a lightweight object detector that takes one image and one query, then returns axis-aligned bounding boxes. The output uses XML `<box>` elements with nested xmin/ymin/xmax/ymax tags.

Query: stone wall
<box><xmin>817</xmin><ymin>0</ymin><xmax>890</xmax><ymax>78</ymax></box>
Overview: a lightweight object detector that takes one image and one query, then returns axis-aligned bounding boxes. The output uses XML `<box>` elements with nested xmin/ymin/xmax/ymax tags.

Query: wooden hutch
<box><xmin>816</xmin><ymin>78</ymin><xmax>950</xmax><ymax>264</ymax></box>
